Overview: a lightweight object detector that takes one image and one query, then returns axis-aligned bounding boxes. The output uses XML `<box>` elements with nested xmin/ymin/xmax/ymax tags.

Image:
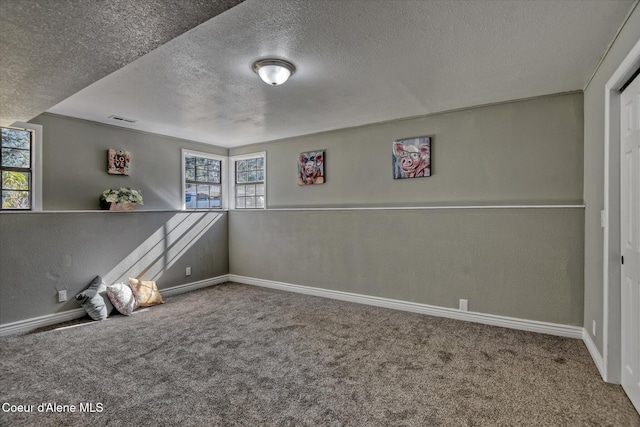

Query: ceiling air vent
<box><xmin>108</xmin><ymin>115</ymin><xmax>138</xmax><ymax>123</ymax></box>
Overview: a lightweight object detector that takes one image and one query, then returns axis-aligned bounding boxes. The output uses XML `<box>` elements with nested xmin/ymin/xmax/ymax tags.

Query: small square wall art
<box><xmin>392</xmin><ymin>136</ymin><xmax>431</xmax><ymax>179</ymax></box>
<box><xmin>298</xmin><ymin>151</ymin><xmax>324</xmax><ymax>185</ymax></box>
<box><xmin>108</xmin><ymin>149</ymin><xmax>131</xmax><ymax>175</ymax></box>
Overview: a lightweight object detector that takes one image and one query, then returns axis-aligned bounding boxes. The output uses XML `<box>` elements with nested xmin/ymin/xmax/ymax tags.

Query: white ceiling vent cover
<box><xmin>108</xmin><ymin>115</ymin><xmax>138</xmax><ymax>123</ymax></box>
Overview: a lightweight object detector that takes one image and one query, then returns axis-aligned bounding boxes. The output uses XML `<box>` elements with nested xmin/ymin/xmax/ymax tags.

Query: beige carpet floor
<box><xmin>1</xmin><ymin>282</ymin><xmax>638</xmax><ymax>426</ymax></box>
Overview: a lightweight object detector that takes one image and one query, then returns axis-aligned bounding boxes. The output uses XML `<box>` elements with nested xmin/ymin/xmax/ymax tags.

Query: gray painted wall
<box><xmin>231</xmin><ymin>93</ymin><xmax>583</xmax><ymax>207</ymax></box>
<box><xmin>1</xmin><ymin>75</ymin><xmax>585</xmax><ymax>329</ymax></box>
<box><xmin>228</xmin><ymin>93</ymin><xmax>585</xmax><ymax>326</ymax></box>
<box><xmin>583</xmin><ymin>6</ymin><xmax>640</xmax><ymax>354</ymax></box>
<box><xmin>0</xmin><ymin>211</ymin><xmax>228</xmax><ymax>324</ymax></box>
<box><xmin>230</xmin><ymin>208</ymin><xmax>584</xmax><ymax>325</ymax></box>
<box><xmin>30</xmin><ymin>113</ymin><xmax>228</xmax><ymax>211</ymax></box>
<box><xmin>0</xmin><ymin>115</ymin><xmax>231</xmax><ymax>326</ymax></box>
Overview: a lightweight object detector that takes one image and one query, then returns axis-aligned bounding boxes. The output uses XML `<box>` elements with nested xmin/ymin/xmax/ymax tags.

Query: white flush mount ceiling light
<box><xmin>252</xmin><ymin>58</ymin><xmax>296</xmax><ymax>86</ymax></box>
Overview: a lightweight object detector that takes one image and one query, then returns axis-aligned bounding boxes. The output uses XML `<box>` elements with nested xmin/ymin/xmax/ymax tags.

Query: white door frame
<box><xmin>603</xmin><ymin>38</ymin><xmax>640</xmax><ymax>383</ymax></box>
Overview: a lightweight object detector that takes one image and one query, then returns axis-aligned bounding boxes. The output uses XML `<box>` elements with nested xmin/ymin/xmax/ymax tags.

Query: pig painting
<box><xmin>298</xmin><ymin>151</ymin><xmax>325</xmax><ymax>185</ymax></box>
<box><xmin>392</xmin><ymin>137</ymin><xmax>431</xmax><ymax>179</ymax></box>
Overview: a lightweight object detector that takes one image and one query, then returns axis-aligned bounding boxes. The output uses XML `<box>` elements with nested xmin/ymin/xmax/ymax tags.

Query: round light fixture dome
<box><xmin>252</xmin><ymin>58</ymin><xmax>296</xmax><ymax>86</ymax></box>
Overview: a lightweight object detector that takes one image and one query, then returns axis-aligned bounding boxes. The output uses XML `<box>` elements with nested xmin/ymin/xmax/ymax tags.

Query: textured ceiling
<box><xmin>0</xmin><ymin>0</ymin><xmax>244</xmax><ymax>127</ymax></box>
<box><xmin>4</xmin><ymin>0</ymin><xmax>637</xmax><ymax>148</ymax></box>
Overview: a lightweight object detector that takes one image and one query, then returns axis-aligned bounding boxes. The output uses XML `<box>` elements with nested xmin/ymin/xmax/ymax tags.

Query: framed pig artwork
<box><xmin>392</xmin><ymin>136</ymin><xmax>431</xmax><ymax>179</ymax></box>
<box><xmin>298</xmin><ymin>151</ymin><xmax>324</xmax><ymax>185</ymax></box>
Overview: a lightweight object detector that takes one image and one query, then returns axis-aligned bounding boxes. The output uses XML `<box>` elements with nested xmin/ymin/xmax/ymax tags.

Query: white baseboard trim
<box><xmin>0</xmin><ymin>308</ymin><xmax>87</xmax><ymax>337</ymax></box>
<box><xmin>160</xmin><ymin>274</ymin><xmax>229</xmax><ymax>298</ymax></box>
<box><xmin>0</xmin><ymin>275</ymin><xmax>230</xmax><ymax>337</ymax></box>
<box><xmin>582</xmin><ymin>328</ymin><xmax>606</xmax><ymax>381</ymax></box>
<box><xmin>229</xmin><ymin>275</ymin><xmax>583</xmax><ymax>339</ymax></box>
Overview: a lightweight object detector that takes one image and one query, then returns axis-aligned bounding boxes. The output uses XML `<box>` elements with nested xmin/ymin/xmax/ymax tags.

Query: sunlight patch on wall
<box><xmin>102</xmin><ymin>212</ymin><xmax>223</xmax><ymax>285</ymax></box>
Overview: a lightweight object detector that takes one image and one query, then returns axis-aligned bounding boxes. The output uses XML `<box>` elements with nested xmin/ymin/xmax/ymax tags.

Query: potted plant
<box><xmin>100</xmin><ymin>187</ymin><xmax>144</xmax><ymax>211</ymax></box>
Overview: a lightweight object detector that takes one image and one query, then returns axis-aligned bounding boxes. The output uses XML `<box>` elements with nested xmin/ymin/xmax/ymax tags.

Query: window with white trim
<box><xmin>1</xmin><ymin>123</ymin><xmax>42</xmax><ymax>211</ymax></box>
<box><xmin>181</xmin><ymin>149</ymin><xmax>227</xmax><ymax>210</ymax></box>
<box><xmin>230</xmin><ymin>152</ymin><xmax>266</xmax><ymax>209</ymax></box>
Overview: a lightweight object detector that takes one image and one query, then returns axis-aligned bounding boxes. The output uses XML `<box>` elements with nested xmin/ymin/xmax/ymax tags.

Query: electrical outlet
<box><xmin>592</xmin><ymin>320</ymin><xmax>596</xmax><ymax>337</ymax></box>
<box><xmin>58</xmin><ymin>290</ymin><xmax>67</xmax><ymax>302</ymax></box>
<box><xmin>185</xmin><ymin>267</ymin><xmax>192</xmax><ymax>276</ymax></box>
<box><xmin>600</xmin><ymin>210</ymin><xmax>606</xmax><ymax>228</ymax></box>
<box><xmin>459</xmin><ymin>299</ymin><xmax>468</xmax><ymax>312</ymax></box>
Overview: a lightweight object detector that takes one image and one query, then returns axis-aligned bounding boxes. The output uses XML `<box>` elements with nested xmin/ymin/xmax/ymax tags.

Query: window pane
<box><xmin>1</xmin><ymin>127</ymin><xmax>33</xmax><ymax>211</ymax></box>
<box><xmin>184</xmin><ymin>153</ymin><xmax>223</xmax><ymax>209</ymax></box>
<box><xmin>207</xmin><ymin>185</ymin><xmax>221</xmax><ymax>209</ymax></box>
<box><xmin>196</xmin><ymin>185</ymin><xmax>211</xmax><ymax>208</ymax></box>
<box><xmin>2</xmin><ymin>171</ymin><xmax>29</xmax><ymax>190</ymax></box>
<box><xmin>209</xmin><ymin>185</ymin><xmax>222</xmax><ymax>209</ymax></box>
<box><xmin>1</xmin><ymin>128</ymin><xmax>30</xmax><ymax>149</ymax></box>
<box><xmin>196</xmin><ymin>169</ymin><xmax>208</xmax><ymax>181</ymax></box>
<box><xmin>233</xmin><ymin>154</ymin><xmax>264</xmax><ymax>210</ymax></box>
<box><xmin>1</xmin><ymin>148</ymin><xmax>30</xmax><ymax>168</ymax></box>
<box><xmin>208</xmin><ymin>184</ymin><xmax>221</xmax><ymax>198</ymax></box>
<box><xmin>207</xmin><ymin>171</ymin><xmax>220</xmax><ymax>183</ymax></box>
<box><xmin>2</xmin><ymin>190</ymin><xmax>30</xmax><ymax>209</ymax></box>
<box><xmin>185</xmin><ymin>183</ymin><xmax>197</xmax><ymax>208</ymax></box>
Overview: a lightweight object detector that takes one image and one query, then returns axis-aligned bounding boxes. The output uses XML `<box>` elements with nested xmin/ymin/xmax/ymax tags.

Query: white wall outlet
<box><xmin>592</xmin><ymin>320</ymin><xmax>596</xmax><ymax>336</ymax></box>
<box><xmin>600</xmin><ymin>210</ymin><xmax>606</xmax><ymax>228</ymax></box>
<box><xmin>185</xmin><ymin>266</ymin><xmax>192</xmax><ymax>276</ymax></box>
<box><xmin>58</xmin><ymin>290</ymin><xmax>67</xmax><ymax>302</ymax></box>
<box><xmin>459</xmin><ymin>299</ymin><xmax>468</xmax><ymax>312</ymax></box>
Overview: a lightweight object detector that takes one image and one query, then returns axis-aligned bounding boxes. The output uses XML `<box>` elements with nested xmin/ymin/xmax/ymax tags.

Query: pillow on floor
<box><xmin>75</xmin><ymin>275</ymin><xmax>114</xmax><ymax>321</ymax></box>
<box><xmin>106</xmin><ymin>282</ymin><xmax>138</xmax><ymax>316</ymax></box>
<box><xmin>128</xmin><ymin>278</ymin><xmax>164</xmax><ymax>306</ymax></box>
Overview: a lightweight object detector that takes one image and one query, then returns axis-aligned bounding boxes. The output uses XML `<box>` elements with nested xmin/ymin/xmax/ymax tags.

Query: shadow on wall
<box><xmin>101</xmin><ymin>212</ymin><xmax>223</xmax><ymax>284</ymax></box>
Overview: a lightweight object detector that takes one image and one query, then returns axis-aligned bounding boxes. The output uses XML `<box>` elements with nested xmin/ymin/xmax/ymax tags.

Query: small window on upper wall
<box><xmin>231</xmin><ymin>152</ymin><xmax>266</xmax><ymax>209</ymax></box>
<box><xmin>182</xmin><ymin>149</ymin><xmax>227</xmax><ymax>210</ymax></box>
<box><xmin>1</xmin><ymin>127</ymin><xmax>33</xmax><ymax>210</ymax></box>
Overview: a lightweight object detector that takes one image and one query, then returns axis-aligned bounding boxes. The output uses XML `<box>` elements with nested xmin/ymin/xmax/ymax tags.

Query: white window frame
<box><xmin>229</xmin><ymin>151</ymin><xmax>267</xmax><ymax>210</ymax></box>
<box><xmin>181</xmin><ymin>149</ymin><xmax>228</xmax><ymax>210</ymax></box>
<box><xmin>1</xmin><ymin>122</ymin><xmax>42</xmax><ymax>211</ymax></box>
